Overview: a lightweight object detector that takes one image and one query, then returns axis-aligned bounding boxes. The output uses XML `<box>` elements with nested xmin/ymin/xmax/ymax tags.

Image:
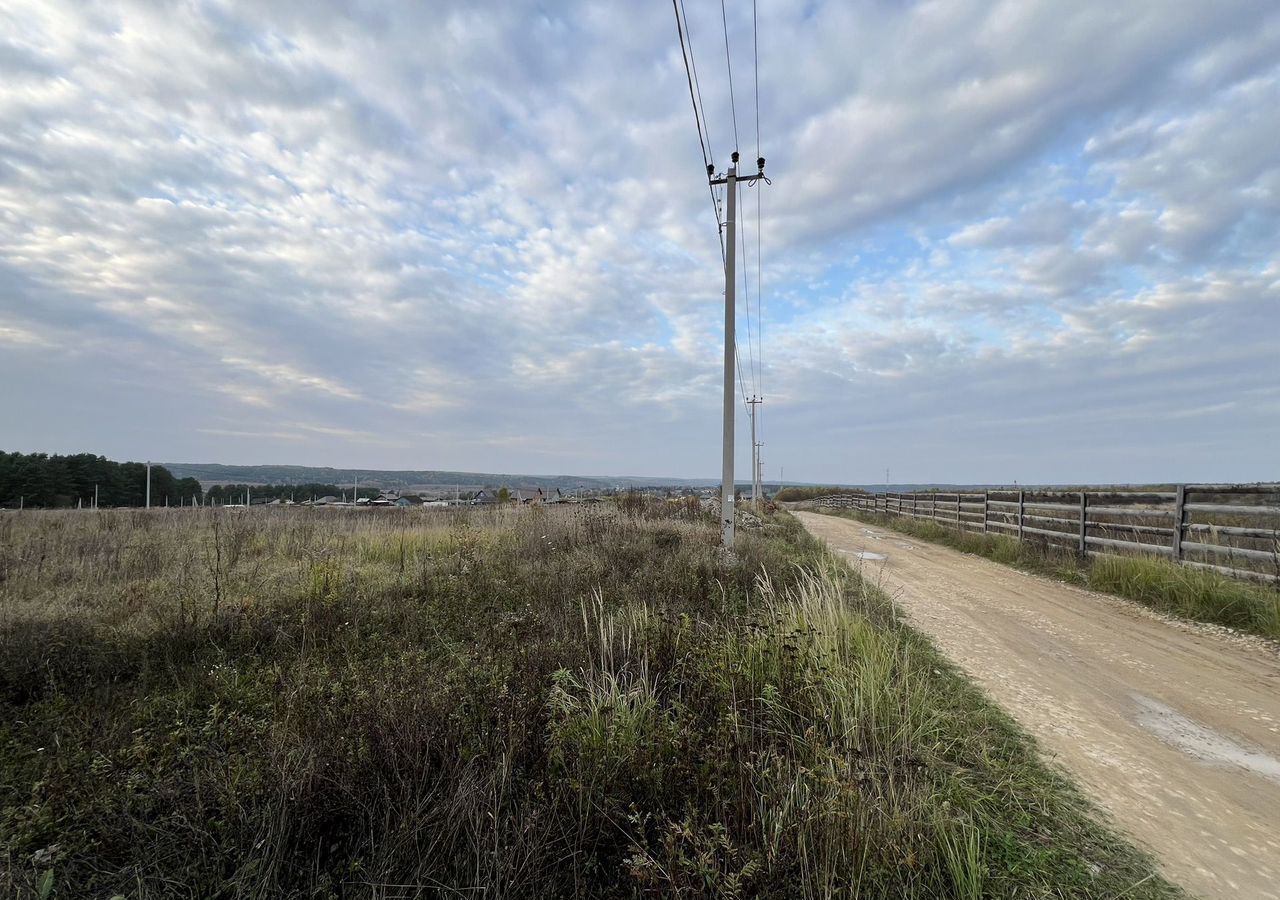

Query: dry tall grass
<box><xmin>0</xmin><ymin>505</ymin><xmax>1177</xmax><ymax>897</ymax></box>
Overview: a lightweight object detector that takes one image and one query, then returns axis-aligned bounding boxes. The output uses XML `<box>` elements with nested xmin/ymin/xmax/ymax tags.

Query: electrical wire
<box><xmin>673</xmin><ymin>0</ymin><xmax>754</xmax><ymax>414</ymax></box>
<box><xmin>752</xmin><ymin>0</ymin><xmax>763</xmax><ymax>445</ymax></box>
<box><xmin>719</xmin><ymin>0</ymin><xmax>757</xmax><ymax>410</ymax></box>
<box><xmin>739</xmin><ymin>180</ymin><xmax>758</xmax><ymax>397</ymax></box>
<box><xmin>680</xmin><ymin>0</ymin><xmax>715</xmax><ymax>171</ymax></box>
<box><xmin>752</xmin><ymin>0</ymin><xmax>761</xmax><ymax>157</ymax></box>
<box><xmin>672</xmin><ymin>0</ymin><xmax>725</xmax><ymax>264</ymax></box>
<box><xmin>756</xmin><ymin>176</ymin><xmax>763</xmax><ymax>438</ymax></box>
<box><xmin>672</xmin><ymin>0</ymin><xmax>711</xmax><ymax>178</ymax></box>
<box><xmin>720</xmin><ymin>0</ymin><xmax>741</xmax><ymax>152</ymax></box>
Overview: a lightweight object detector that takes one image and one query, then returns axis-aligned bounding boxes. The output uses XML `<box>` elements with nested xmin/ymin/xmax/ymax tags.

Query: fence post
<box><xmin>1173</xmin><ymin>485</ymin><xmax>1186</xmax><ymax>561</ymax></box>
<box><xmin>983</xmin><ymin>490</ymin><xmax>989</xmax><ymax>534</ymax></box>
<box><xmin>1017</xmin><ymin>490</ymin><xmax>1025</xmax><ymax>542</ymax></box>
<box><xmin>1078</xmin><ymin>491</ymin><xmax>1087</xmax><ymax>556</ymax></box>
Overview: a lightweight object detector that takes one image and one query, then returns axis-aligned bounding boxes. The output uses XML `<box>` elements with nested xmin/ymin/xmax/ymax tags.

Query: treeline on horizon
<box><xmin>0</xmin><ymin>452</ymin><xmax>202</xmax><ymax>509</ymax></box>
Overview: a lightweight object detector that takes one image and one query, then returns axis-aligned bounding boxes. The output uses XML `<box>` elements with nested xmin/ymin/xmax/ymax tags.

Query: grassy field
<box><xmin>813</xmin><ymin>508</ymin><xmax>1280</xmax><ymax>640</ymax></box>
<box><xmin>0</xmin><ymin>504</ymin><xmax>1179</xmax><ymax>898</ymax></box>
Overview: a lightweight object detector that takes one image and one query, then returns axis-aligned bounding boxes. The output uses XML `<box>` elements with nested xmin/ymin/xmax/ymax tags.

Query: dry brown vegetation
<box><xmin>0</xmin><ymin>505</ymin><xmax>1177</xmax><ymax>897</ymax></box>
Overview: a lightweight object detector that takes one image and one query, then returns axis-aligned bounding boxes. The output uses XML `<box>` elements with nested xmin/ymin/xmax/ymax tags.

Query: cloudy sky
<box><xmin>2</xmin><ymin>1</ymin><xmax>1277</xmax><ymax>484</ymax></box>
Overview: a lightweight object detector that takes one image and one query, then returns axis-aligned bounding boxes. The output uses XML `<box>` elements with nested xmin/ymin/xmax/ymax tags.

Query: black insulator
<box><xmin>757</xmin><ymin>157</ymin><xmax>766</xmax><ymax>171</ymax></box>
<box><xmin>731</xmin><ymin>150</ymin><xmax>740</xmax><ymax>163</ymax></box>
<box><xmin>707</xmin><ymin>164</ymin><xmax>715</xmax><ymax>177</ymax></box>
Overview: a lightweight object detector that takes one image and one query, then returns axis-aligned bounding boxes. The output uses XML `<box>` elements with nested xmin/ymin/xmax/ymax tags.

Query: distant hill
<box><xmin>163</xmin><ymin>463</ymin><xmax>1028</xmax><ymax>494</ymax></box>
<box><xmin>163</xmin><ymin>463</ymin><xmax>723</xmax><ymax>491</ymax></box>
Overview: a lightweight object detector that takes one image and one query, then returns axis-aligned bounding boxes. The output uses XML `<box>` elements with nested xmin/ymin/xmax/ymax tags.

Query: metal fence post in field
<box><xmin>1173</xmin><ymin>484</ymin><xmax>1186</xmax><ymax>560</ymax></box>
<box><xmin>1018</xmin><ymin>490</ymin><xmax>1025</xmax><ymax>541</ymax></box>
<box><xmin>1078</xmin><ymin>491</ymin><xmax>1087</xmax><ymax>555</ymax></box>
<box><xmin>983</xmin><ymin>490</ymin><xmax>989</xmax><ymax>533</ymax></box>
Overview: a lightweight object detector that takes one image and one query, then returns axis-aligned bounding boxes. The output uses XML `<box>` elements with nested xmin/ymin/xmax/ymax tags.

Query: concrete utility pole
<box><xmin>708</xmin><ymin>152</ymin><xmax>768</xmax><ymax>547</ymax></box>
<box><xmin>718</xmin><ymin>157</ymin><xmax>739</xmax><ymax>547</ymax></box>
<box><xmin>747</xmin><ymin>396</ymin><xmax>762</xmax><ymax>511</ymax></box>
<box><xmin>145</xmin><ymin>461</ymin><xmax>151</xmax><ymax>509</ymax></box>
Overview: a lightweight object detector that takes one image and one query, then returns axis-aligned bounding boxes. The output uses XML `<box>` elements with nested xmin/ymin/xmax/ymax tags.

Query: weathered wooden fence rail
<box><xmin>810</xmin><ymin>485</ymin><xmax>1280</xmax><ymax>584</ymax></box>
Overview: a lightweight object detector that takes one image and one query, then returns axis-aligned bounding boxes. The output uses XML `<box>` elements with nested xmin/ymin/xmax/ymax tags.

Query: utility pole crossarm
<box><xmin>708</xmin><ymin>155</ymin><xmax>770</xmax><ymax>186</ymax></box>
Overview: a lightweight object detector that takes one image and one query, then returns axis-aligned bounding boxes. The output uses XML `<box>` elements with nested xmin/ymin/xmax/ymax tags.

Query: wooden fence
<box><xmin>810</xmin><ymin>485</ymin><xmax>1280</xmax><ymax>584</ymax></box>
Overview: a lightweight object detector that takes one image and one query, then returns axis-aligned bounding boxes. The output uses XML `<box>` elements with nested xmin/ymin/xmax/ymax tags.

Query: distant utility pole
<box><xmin>709</xmin><ymin>151</ymin><xmax>769</xmax><ymax>547</ymax></box>
<box><xmin>755</xmin><ymin>442</ymin><xmax>764</xmax><ymax>509</ymax></box>
<box><xmin>145</xmin><ymin>461</ymin><xmax>151</xmax><ymax>509</ymax></box>
<box><xmin>748</xmin><ymin>396</ymin><xmax>762</xmax><ymax>510</ymax></box>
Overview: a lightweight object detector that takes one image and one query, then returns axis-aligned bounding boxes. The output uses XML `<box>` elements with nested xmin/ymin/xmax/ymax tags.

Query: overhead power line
<box><xmin>752</xmin><ymin>0</ymin><xmax>761</xmax><ymax>159</ymax></box>
<box><xmin>739</xmin><ymin>181</ymin><xmax>757</xmax><ymax>395</ymax></box>
<box><xmin>673</xmin><ymin>0</ymin><xmax>728</xmax><ymax>267</ymax></box>
<box><xmin>752</xmin><ymin>0</ymin><xmax>763</xmax><ymax>450</ymax></box>
<box><xmin>672</xmin><ymin>0</ymin><xmax>711</xmax><ymax>176</ymax></box>
<box><xmin>680</xmin><ymin>0</ymin><xmax>715</xmax><ymax>170</ymax></box>
<box><xmin>720</xmin><ymin>0</ymin><xmax>741</xmax><ymax>151</ymax></box>
<box><xmin>671</xmin><ymin>2</ymin><xmax>772</xmax><ymax>546</ymax></box>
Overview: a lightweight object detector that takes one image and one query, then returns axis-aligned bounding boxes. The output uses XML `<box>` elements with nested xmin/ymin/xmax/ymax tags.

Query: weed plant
<box><xmin>0</xmin><ymin>504</ymin><xmax>1178</xmax><ymax>897</ymax></box>
<box><xmin>819</xmin><ymin>509</ymin><xmax>1280</xmax><ymax>640</ymax></box>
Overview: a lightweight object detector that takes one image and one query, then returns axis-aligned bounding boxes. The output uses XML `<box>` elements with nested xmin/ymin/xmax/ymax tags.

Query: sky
<box><xmin>2</xmin><ymin>0</ymin><xmax>1278</xmax><ymax>485</ymax></box>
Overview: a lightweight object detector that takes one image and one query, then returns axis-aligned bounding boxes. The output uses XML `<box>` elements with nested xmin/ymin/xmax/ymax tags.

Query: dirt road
<box><xmin>794</xmin><ymin>511</ymin><xmax>1280</xmax><ymax>899</ymax></box>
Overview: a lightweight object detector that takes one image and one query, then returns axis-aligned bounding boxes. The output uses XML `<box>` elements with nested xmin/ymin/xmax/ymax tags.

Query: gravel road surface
<box><xmin>794</xmin><ymin>511</ymin><xmax>1280</xmax><ymax>899</ymax></box>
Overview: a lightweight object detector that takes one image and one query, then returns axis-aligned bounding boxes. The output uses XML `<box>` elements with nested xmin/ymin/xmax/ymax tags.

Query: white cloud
<box><xmin>1</xmin><ymin>0</ymin><xmax>1277</xmax><ymax>482</ymax></box>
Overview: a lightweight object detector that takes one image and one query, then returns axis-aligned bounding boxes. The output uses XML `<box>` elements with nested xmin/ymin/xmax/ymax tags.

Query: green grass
<box><xmin>0</xmin><ymin>505</ymin><xmax>1180</xmax><ymax>897</ymax></box>
<box><xmin>816</xmin><ymin>508</ymin><xmax>1280</xmax><ymax>640</ymax></box>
